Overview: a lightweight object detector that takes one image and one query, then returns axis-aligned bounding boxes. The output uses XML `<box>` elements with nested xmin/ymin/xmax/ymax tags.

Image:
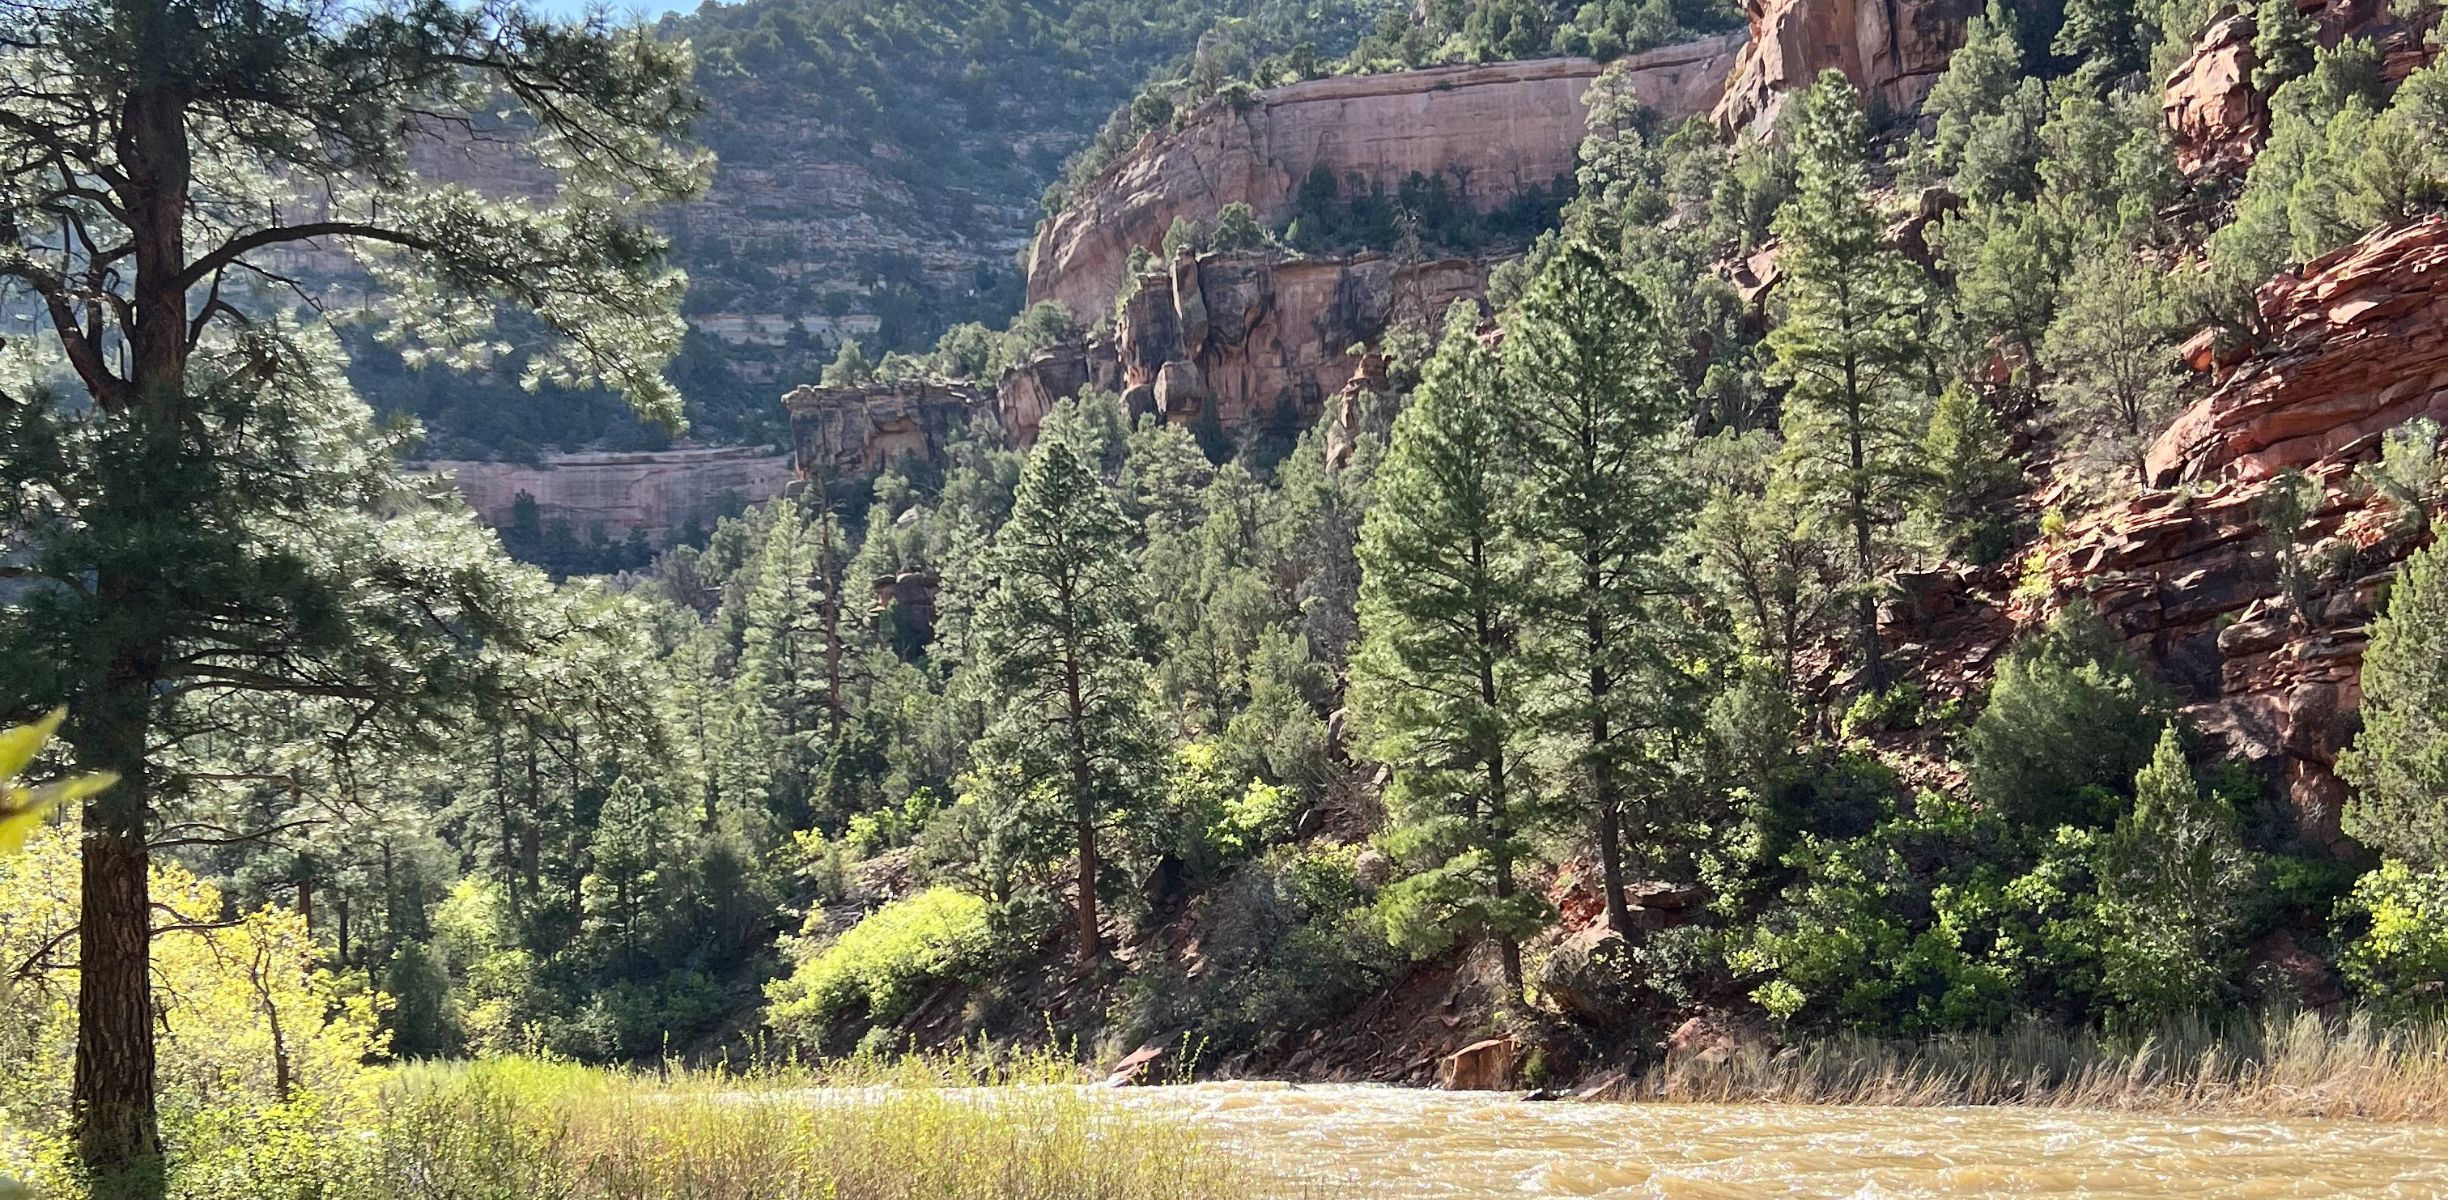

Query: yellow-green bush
<box><xmin>2340</xmin><ymin>861</ymin><xmax>2448</xmax><ymax>1004</ymax></box>
<box><xmin>766</xmin><ymin>886</ymin><xmax>994</xmax><ymax>1038</ymax></box>
<box><xmin>0</xmin><ymin>823</ymin><xmax>387</xmax><ymax>1198</ymax></box>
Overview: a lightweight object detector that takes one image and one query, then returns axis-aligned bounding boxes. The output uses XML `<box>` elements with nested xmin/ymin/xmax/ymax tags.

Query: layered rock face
<box><xmin>1111</xmin><ymin>251</ymin><xmax>1499</xmax><ymax>437</ymax></box>
<box><xmin>1710</xmin><ymin>0</ymin><xmax>1977</xmax><ymax>133</ymax></box>
<box><xmin>1027</xmin><ymin>37</ymin><xmax>1745</xmax><ymax>320</ymax></box>
<box><xmin>2030</xmin><ymin>217</ymin><xmax>2448</xmax><ymax>850</ymax></box>
<box><xmin>2148</xmin><ymin>216</ymin><xmax>2448</xmax><ymax>486</ymax></box>
<box><xmin>782</xmin><ymin>381</ymin><xmax>988</xmax><ymax>481</ymax></box>
<box><xmin>995</xmin><ymin>251</ymin><xmax>1495</xmax><ymax>444</ymax></box>
<box><xmin>421</xmin><ymin>446</ymin><xmax>794</xmax><ymax>543</ymax></box>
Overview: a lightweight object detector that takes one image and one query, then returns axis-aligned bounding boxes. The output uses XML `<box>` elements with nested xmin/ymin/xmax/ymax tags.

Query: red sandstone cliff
<box><xmin>1710</xmin><ymin>0</ymin><xmax>1977</xmax><ymax>132</ymax></box>
<box><xmin>2162</xmin><ymin>0</ymin><xmax>2436</xmax><ymax>176</ymax></box>
<box><xmin>2023</xmin><ymin>217</ymin><xmax>2448</xmax><ymax>849</ymax></box>
<box><xmin>2149</xmin><ymin>216</ymin><xmax>2448</xmax><ymax>486</ymax></box>
<box><xmin>1026</xmin><ymin>39</ymin><xmax>1745</xmax><ymax>321</ymax></box>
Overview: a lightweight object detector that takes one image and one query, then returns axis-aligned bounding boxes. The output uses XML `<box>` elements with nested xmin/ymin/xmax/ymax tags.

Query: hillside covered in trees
<box><xmin>9</xmin><ymin>0</ymin><xmax>2448</xmax><ymax>1193</ymax></box>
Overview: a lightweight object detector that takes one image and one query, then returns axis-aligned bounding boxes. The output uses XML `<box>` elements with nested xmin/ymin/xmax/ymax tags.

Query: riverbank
<box><xmin>1604</xmin><ymin>1009</ymin><xmax>2448</xmax><ymax>1121</ymax></box>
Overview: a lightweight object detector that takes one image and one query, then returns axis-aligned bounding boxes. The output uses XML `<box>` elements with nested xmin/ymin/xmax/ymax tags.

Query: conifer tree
<box><xmin>2097</xmin><ymin>724</ymin><xmax>2251</xmax><ymax>1017</ymax></box>
<box><xmin>971</xmin><ymin>441</ymin><xmax>1160</xmax><ymax>961</ymax></box>
<box><xmin>1766</xmin><ymin>72</ymin><xmax>1933</xmax><ymax>691</ymax></box>
<box><xmin>2338</xmin><ymin>541</ymin><xmax>2448</xmax><ymax>869</ymax></box>
<box><xmin>1351</xmin><ymin>304</ymin><xmax>1545</xmax><ymax>997</ymax></box>
<box><xmin>2044</xmin><ymin>248</ymin><xmax>2187</xmax><ymax>484</ymax></box>
<box><xmin>1917</xmin><ymin>384</ymin><xmax>2022</xmax><ymax>563</ymax></box>
<box><xmin>1502</xmin><ymin>242</ymin><xmax>1690</xmax><ymax>939</ymax></box>
<box><xmin>0</xmin><ymin>1</ymin><xmax>702</xmax><ymax>1179</ymax></box>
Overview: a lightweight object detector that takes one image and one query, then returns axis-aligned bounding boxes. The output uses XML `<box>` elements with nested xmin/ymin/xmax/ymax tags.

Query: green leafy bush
<box><xmin>2338</xmin><ymin>861</ymin><xmax>2448</xmax><ymax>1004</ymax></box>
<box><xmin>767</xmin><ymin>888</ymin><xmax>995</xmax><ymax>1038</ymax></box>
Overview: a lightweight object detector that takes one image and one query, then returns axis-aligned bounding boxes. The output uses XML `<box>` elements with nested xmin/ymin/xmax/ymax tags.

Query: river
<box><xmin>1101</xmin><ymin>1082</ymin><xmax>2448</xmax><ymax>1198</ymax></box>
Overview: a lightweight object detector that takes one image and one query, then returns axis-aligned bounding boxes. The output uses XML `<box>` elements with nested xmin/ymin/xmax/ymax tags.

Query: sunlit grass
<box><xmin>1627</xmin><ymin>1009</ymin><xmax>2448</xmax><ymax>1120</ymax></box>
<box><xmin>365</xmin><ymin>1052</ymin><xmax>1254</xmax><ymax>1200</ymax></box>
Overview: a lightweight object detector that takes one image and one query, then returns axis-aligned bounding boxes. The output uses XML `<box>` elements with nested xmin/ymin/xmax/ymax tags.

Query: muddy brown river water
<box><xmin>1104</xmin><ymin>1082</ymin><xmax>2448</xmax><ymax>1198</ymax></box>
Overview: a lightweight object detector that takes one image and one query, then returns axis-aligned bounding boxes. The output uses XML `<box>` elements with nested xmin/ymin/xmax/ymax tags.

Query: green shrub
<box><xmin>1963</xmin><ymin>605</ymin><xmax>2171</xmax><ymax>828</ymax></box>
<box><xmin>766</xmin><ymin>887</ymin><xmax>995</xmax><ymax>1038</ymax></box>
<box><xmin>2339</xmin><ymin>861</ymin><xmax>2448</xmax><ymax>1005</ymax></box>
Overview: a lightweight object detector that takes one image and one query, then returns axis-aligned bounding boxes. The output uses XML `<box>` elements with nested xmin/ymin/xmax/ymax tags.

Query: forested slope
<box><xmin>12</xmin><ymin>0</ymin><xmax>2448</xmax><ymax>1192</ymax></box>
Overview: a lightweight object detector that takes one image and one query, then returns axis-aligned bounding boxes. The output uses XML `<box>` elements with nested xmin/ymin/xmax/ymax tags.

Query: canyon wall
<box><xmin>1026</xmin><ymin>36</ymin><xmax>1746</xmax><ymax>321</ymax></box>
<box><xmin>421</xmin><ymin>446</ymin><xmax>795</xmax><ymax>542</ymax></box>
<box><xmin>994</xmin><ymin>251</ymin><xmax>1495</xmax><ymax>446</ymax></box>
<box><xmin>1710</xmin><ymin>0</ymin><xmax>1978</xmax><ymax>133</ymax></box>
<box><xmin>782</xmin><ymin>380</ymin><xmax>990</xmax><ymax>481</ymax></box>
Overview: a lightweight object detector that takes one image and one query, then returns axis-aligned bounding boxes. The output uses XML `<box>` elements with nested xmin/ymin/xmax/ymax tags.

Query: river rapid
<box><xmin>1101</xmin><ymin>1082</ymin><xmax>2448</xmax><ymax>1198</ymax></box>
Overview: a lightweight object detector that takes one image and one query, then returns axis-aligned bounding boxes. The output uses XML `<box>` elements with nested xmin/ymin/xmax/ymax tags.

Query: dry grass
<box><xmin>1625</xmin><ymin>1010</ymin><xmax>2448</xmax><ymax>1120</ymax></box>
<box><xmin>360</xmin><ymin>1055</ymin><xmax>1255</xmax><ymax>1200</ymax></box>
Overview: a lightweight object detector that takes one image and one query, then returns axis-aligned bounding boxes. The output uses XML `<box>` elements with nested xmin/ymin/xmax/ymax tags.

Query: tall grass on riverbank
<box><xmin>1629</xmin><ymin>1009</ymin><xmax>2448</xmax><ymax>1120</ymax></box>
<box><xmin>355</xmin><ymin>1057</ymin><xmax>1252</xmax><ymax>1200</ymax></box>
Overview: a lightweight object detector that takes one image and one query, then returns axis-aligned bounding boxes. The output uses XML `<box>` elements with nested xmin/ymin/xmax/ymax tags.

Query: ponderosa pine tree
<box><xmin>1767</xmin><ymin>71</ymin><xmax>1933</xmax><ymax>692</ymax></box>
<box><xmin>2338</xmin><ymin>540</ymin><xmax>2448</xmax><ymax>869</ymax></box>
<box><xmin>1502</xmin><ymin>241</ymin><xmax>1690</xmax><ymax>940</ymax></box>
<box><xmin>970</xmin><ymin>440</ymin><xmax>1161</xmax><ymax>961</ymax></box>
<box><xmin>0</xmin><ymin>0</ymin><xmax>702</xmax><ymax>1186</ymax></box>
<box><xmin>1351</xmin><ymin>304</ymin><xmax>1544</xmax><ymax>998</ymax></box>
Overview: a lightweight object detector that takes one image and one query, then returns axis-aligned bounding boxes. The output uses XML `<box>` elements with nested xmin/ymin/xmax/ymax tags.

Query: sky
<box><xmin>523</xmin><ymin>0</ymin><xmax>710</xmax><ymax>23</ymax></box>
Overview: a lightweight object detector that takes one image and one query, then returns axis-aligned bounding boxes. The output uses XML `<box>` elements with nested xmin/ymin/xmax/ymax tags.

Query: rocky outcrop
<box><xmin>1029</xmin><ymin>39</ymin><xmax>1746</xmax><ymax>319</ymax></box>
<box><xmin>1107</xmin><ymin>251</ymin><xmax>1498</xmax><ymax>437</ymax></box>
<box><xmin>2163</xmin><ymin>9</ymin><xmax>2267</xmax><ymax>176</ymax></box>
<box><xmin>1711</xmin><ymin>0</ymin><xmax>1977</xmax><ymax>133</ymax></box>
<box><xmin>996</xmin><ymin>341</ymin><xmax>1126</xmax><ymax>447</ymax></box>
<box><xmin>417</xmin><ymin>446</ymin><xmax>794</xmax><ymax>544</ymax></box>
<box><xmin>2148</xmin><ymin>216</ymin><xmax>2448</xmax><ymax>487</ymax></box>
<box><xmin>2162</xmin><ymin>0</ymin><xmax>2438</xmax><ymax>177</ymax></box>
<box><xmin>2026</xmin><ymin>218</ymin><xmax>2448</xmax><ymax>851</ymax></box>
<box><xmin>781</xmin><ymin>380</ymin><xmax>987</xmax><ymax>481</ymax></box>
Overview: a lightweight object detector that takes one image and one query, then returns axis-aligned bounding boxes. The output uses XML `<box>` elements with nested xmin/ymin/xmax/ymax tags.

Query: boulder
<box><xmin>1105</xmin><ymin>1040</ymin><xmax>1171</xmax><ymax>1086</ymax></box>
<box><xmin>1436</xmin><ymin>1037</ymin><xmax>1518</xmax><ymax>1091</ymax></box>
<box><xmin>1536</xmin><ymin>925</ymin><xmax>1641</xmax><ymax>1030</ymax></box>
<box><xmin>1665</xmin><ymin>1013</ymin><xmax>1758</xmax><ymax>1065</ymax></box>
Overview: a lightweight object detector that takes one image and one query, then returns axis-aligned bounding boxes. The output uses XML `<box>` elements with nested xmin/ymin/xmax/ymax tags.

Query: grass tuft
<box><xmin>1627</xmin><ymin>1010</ymin><xmax>2448</xmax><ymax>1120</ymax></box>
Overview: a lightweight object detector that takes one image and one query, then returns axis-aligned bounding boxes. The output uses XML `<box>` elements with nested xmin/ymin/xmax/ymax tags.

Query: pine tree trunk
<box><xmin>73</xmin><ymin>662</ymin><xmax>162</xmax><ymax>1199</ymax></box>
<box><xmin>1061</xmin><ymin>646</ymin><xmax>1100</xmax><ymax>962</ymax></box>
<box><xmin>1587</xmin><ymin>548</ymin><xmax>1633</xmax><ymax>940</ymax></box>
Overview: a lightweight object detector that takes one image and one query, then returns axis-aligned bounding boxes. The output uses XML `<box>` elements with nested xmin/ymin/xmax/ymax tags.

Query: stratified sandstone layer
<box><xmin>2148</xmin><ymin>215</ymin><xmax>2448</xmax><ymax>487</ymax></box>
<box><xmin>1710</xmin><ymin>0</ymin><xmax>1977</xmax><ymax>133</ymax></box>
<box><xmin>1027</xmin><ymin>37</ymin><xmax>1745</xmax><ymax>320</ymax></box>
<box><xmin>1114</xmin><ymin>251</ymin><xmax>1498</xmax><ymax>436</ymax></box>
<box><xmin>996</xmin><ymin>251</ymin><xmax>1495</xmax><ymax>445</ymax></box>
<box><xmin>782</xmin><ymin>380</ymin><xmax>988</xmax><ymax>481</ymax></box>
<box><xmin>421</xmin><ymin>446</ymin><xmax>794</xmax><ymax>542</ymax></box>
<box><xmin>2029</xmin><ymin>217</ymin><xmax>2448</xmax><ymax>850</ymax></box>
